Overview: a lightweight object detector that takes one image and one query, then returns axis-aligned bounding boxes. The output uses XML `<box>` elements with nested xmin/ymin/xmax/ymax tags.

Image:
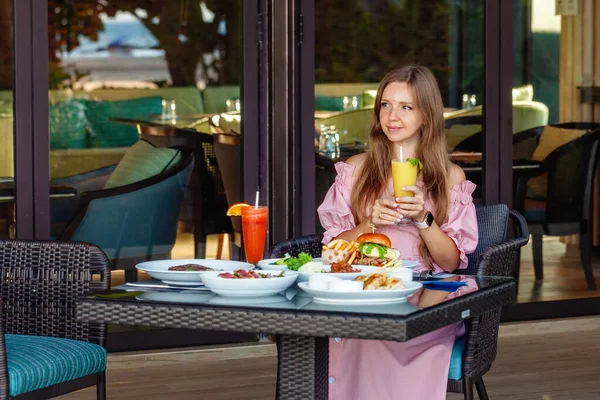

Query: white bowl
<box><xmin>200</xmin><ymin>269</ymin><xmax>299</xmax><ymax>297</ymax></box>
<box><xmin>136</xmin><ymin>259</ymin><xmax>254</xmax><ymax>286</ymax></box>
<box><xmin>307</xmin><ymin>275</ymin><xmax>342</xmax><ymax>290</ymax></box>
<box><xmin>329</xmin><ymin>280</ymin><xmax>364</xmax><ymax>292</ymax></box>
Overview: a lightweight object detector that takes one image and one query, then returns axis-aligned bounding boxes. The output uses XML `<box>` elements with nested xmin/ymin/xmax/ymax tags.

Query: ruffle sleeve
<box><xmin>439</xmin><ymin>180</ymin><xmax>478</xmax><ymax>270</ymax></box>
<box><xmin>317</xmin><ymin>162</ymin><xmax>357</xmax><ymax>244</ymax></box>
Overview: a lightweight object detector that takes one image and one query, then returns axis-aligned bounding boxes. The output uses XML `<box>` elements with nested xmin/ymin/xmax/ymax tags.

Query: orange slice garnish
<box><xmin>226</xmin><ymin>202</ymin><xmax>252</xmax><ymax>216</ymax></box>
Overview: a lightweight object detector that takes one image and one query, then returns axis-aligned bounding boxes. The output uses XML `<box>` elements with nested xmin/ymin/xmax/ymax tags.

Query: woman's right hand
<box><xmin>370</xmin><ymin>198</ymin><xmax>402</xmax><ymax>226</ymax></box>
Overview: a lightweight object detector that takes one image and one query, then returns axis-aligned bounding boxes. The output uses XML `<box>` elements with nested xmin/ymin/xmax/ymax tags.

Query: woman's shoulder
<box><xmin>345</xmin><ymin>152</ymin><xmax>368</xmax><ymax>169</ymax></box>
<box><xmin>448</xmin><ymin>164</ymin><xmax>466</xmax><ymax>187</ymax></box>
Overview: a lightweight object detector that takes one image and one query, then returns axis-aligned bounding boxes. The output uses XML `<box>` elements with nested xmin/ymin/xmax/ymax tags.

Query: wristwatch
<box><xmin>415</xmin><ymin>211</ymin><xmax>434</xmax><ymax>230</ymax></box>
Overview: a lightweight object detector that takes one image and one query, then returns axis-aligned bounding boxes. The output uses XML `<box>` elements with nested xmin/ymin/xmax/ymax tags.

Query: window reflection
<box><xmin>48</xmin><ymin>1</ymin><xmax>243</xmax><ymax>285</ymax></box>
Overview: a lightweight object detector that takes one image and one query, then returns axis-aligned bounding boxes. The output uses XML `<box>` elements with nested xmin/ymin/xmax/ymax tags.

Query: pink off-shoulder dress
<box><xmin>317</xmin><ymin>162</ymin><xmax>478</xmax><ymax>400</ymax></box>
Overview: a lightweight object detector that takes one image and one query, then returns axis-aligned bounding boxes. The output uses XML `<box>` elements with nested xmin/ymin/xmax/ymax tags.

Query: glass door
<box><xmin>313</xmin><ymin>0</ymin><xmax>486</xmax><ymax>231</ymax></box>
<box><xmin>46</xmin><ymin>1</ymin><xmax>248</xmax><ymax>285</ymax></box>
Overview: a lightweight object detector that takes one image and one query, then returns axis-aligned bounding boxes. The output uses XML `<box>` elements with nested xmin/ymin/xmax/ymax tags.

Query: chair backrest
<box><xmin>214</xmin><ymin>134</ymin><xmax>242</xmax><ymax>234</ymax></box>
<box><xmin>543</xmin><ymin>130</ymin><xmax>600</xmax><ymax>226</ymax></box>
<box><xmin>64</xmin><ymin>153</ymin><xmax>194</xmax><ymax>260</ymax></box>
<box><xmin>197</xmin><ymin>132</ymin><xmax>234</xmax><ymax>236</ymax></box>
<box><xmin>452</xmin><ymin>124</ymin><xmax>546</xmax><ymax>155</ymax></box>
<box><xmin>0</xmin><ymin>240</ymin><xmax>110</xmax><ymax>343</ymax></box>
<box><xmin>464</xmin><ymin>204</ymin><xmax>510</xmax><ymax>275</ymax></box>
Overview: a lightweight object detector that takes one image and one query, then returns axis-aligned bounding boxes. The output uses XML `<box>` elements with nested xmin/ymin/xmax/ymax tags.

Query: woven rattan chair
<box><xmin>270</xmin><ymin>205</ymin><xmax>529</xmax><ymax>400</ymax></box>
<box><xmin>0</xmin><ymin>240</ymin><xmax>111</xmax><ymax>399</ymax></box>
<box><xmin>514</xmin><ymin>129</ymin><xmax>600</xmax><ymax>291</ymax></box>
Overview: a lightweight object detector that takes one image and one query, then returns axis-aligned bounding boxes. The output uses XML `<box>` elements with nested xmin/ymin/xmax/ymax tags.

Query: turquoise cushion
<box><xmin>104</xmin><ymin>139</ymin><xmax>181</xmax><ymax>189</ymax></box>
<box><xmin>85</xmin><ymin>97</ymin><xmax>162</xmax><ymax>148</ymax></box>
<box><xmin>448</xmin><ymin>335</ymin><xmax>466</xmax><ymax>380</ymax></box>
<box><xmin>5</xmin><ymin>334</ymin><xmax>106</xmax><ymax>397</ymax></box>
<box><xmin>49</xmin><ymin>99</ymin><xmax>88</xmax><ymax>150</ymax></box>
<box><xmin>315</xmin><ymin>95</ymin><xmax>362</xmax><ymax>111</ymax></box>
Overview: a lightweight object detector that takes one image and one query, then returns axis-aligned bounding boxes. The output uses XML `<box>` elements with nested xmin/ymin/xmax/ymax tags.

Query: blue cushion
<box><xmin>448</xmin><ymin>335</ymin><xmax>466</xmax><ymax>380</ymax></box>
<box><xmin>5</xmin><ymin>334</ymin><xmax>106</xmax><ymax>397</ymax></box>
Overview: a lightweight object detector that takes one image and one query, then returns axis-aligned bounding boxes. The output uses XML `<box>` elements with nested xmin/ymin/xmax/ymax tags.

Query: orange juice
<box><xmin>241</xmin><ymin>206</ymin><xmax>268</xmax><ymax>264</ymax></box>
<box><xmin>392</xmin><ymin>160</ymin><xmax>418</xmax><ymax>197</ymax></box>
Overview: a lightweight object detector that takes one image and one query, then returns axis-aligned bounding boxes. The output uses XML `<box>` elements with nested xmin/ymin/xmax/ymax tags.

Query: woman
<box><xmin>317</xmin><ymin>64</ymin><xmax>478</xmax><ymax>400</ymax></box>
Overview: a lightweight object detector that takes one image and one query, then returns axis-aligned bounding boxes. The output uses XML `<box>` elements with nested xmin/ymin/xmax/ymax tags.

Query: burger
<box><xmin>354</xmin><ymin>233</ymin><xmax>400</xmax><ymax>266</ymax></box>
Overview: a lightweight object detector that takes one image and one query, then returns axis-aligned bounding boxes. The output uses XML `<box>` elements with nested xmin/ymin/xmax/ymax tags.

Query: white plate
<box><xmin>136</xmin><ymin>291</ymin><xmax>214</xmax><ymax>304</ymax></box>
<box><xmin>297</xmin><ymin>281</ymin><xmax>423</xmax><ymax>305</ymax></box>
<box><xmin>396</xmin><ymin>260</ymin><xmax>419</xmax><ymax>269</ymax></box>
<box><xmin>257</xmin><ymin>258</ymin><xmax>322</xmax><ymax>271</ymax></box>
<box><xmin>200</xmin><ymin>269</ymin><xmax>299</xmax><ymax>297</ymax></box>
<box><xmin>136</xmin><ymin>259</ymin><xmax>255</xmax><ymax>286</ymax></box>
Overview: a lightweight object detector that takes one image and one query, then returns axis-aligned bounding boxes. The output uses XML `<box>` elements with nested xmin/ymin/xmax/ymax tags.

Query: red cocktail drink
<box><xmin>241</xmin><ymin>206</ymin><xmax>268</xmax><ymax>264</ymax></box>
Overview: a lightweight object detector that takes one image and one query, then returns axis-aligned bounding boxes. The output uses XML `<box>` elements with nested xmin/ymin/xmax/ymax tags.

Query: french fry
<box><xmin>339</xmin><ymin>241</ymin><xmax>348</xmax><ymax>251</ymax></box>
<box><xmin>347</xmin><ymin>250</ymin><xmax>357</xmax><ymax>265</ymax></box>
<box><xmin>334</xmin><ymin>240</ymin><xmax>344</xmax><ymax>251</ymax></box>
<box><xmin>327</xmin><ymin>239</ymin><xmax>341</xmax><ymax>249</ymax></box>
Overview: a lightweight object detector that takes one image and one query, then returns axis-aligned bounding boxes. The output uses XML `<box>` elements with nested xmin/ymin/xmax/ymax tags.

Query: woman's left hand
<box><xmin>395</xmin><ymin>185</ymin><xmax>427</xmax><ymax>222</ymax></box>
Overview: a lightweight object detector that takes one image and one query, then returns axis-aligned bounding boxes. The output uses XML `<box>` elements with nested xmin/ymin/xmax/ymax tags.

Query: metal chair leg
<box><xmin>532</xmin><ymin>234</ymin><xmax>544</xmax><ymax>280</ymax></box>
<box><xmin>475</xmin><ymin>377</ymin><xmax>489</xmax><ymax>400</ymax></box>
<box><xmin>580</xmin><ymin>230</ymin><xmax>597</xmax><ymax>291</ymax></box>
<box><xmin>463</xmin><ymin>376</ymin><xmax>474</xmax><ymax>400</ymax></box>
<box><xmin>97</xmin><ymin>371</ymin><xmax>106</xmax><ymax>400</ymax></box>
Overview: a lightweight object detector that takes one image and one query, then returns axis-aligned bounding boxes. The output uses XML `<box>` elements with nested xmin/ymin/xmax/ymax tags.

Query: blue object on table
<box><xmin>420</xmin><ymin>280</ymin><xmax>468</xmax><ymax>291</ymax></box>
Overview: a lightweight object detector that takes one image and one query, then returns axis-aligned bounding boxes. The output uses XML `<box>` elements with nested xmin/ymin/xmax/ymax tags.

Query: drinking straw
<box><xmin>255</xmin><ymin>190</ymin><xmax>260</xmax><ymax>208</ymax></box>
<box><xmin>399</xmin><ymin>145</ymin><xmax>403</xmax><ymax>162</ymax></box>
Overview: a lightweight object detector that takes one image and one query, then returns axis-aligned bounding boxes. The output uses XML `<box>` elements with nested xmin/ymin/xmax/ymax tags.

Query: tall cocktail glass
<box><xmin>241</xmin><ymin>206</ymin><xmax>268</xmax><ymax>264</ymax></box>
<box><xmin>391</xmin><ymin>159</ymin><xmax>418</xmax><ymax>226</ymax></box>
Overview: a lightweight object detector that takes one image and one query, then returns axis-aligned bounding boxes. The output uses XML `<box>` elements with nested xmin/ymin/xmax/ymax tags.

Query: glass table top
<box><xmin>89</xmin><ymin>275</ymin><xmax>514</xmax><ymax>319</ymax></box>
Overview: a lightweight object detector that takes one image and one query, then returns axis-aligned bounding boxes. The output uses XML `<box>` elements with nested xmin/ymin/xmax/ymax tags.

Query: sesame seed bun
<box><xmin>356</xmin><ymin>233</ymin><xmax>392</xmax><ymax>248</ymax></box>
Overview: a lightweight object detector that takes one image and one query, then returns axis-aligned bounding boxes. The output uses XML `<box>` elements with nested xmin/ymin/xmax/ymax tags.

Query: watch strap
<box><xmin>415</xmin><ymin>211</ymin><xmax>434</xmax><ymax>229</ymax></box>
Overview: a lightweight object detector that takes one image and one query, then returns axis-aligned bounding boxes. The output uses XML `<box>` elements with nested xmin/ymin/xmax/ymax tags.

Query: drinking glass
<box><xmin>241</xmin><ymin>206</ymin><xmax>268</xmax><ymax>264</ymax></box>
<box><xmin>391</xmin><ymin>159</ymin><xmax>418</xmax><ymax>226</ymax></box>
<box><xmin>161</xmin><ymin>99</ymin><xmax>170</xmax><ymax>120</ymax></box>
<box><xmin>169</xmin><ymin>100</ymin><xmax>177</xmax><ymax>122</ymax></box>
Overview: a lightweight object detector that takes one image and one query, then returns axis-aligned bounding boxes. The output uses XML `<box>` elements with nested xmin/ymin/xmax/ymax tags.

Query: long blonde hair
<box><xmin>350</xmin><ymin>64</ymin><xmax>453</xmax><ymax>270</ymax></box>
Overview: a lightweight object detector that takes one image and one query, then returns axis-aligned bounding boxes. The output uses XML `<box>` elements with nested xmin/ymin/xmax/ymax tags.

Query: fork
<box><xmin>416</xmin><ymin>270</ymin><xmax>429</xmax><ymax>281</ymax></box>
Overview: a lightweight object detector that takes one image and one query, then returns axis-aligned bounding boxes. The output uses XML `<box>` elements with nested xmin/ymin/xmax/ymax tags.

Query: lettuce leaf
<box><xmin>285</xmin><ymin>252</ymin><xmax>313</xmax><ymax>271</ymax></box>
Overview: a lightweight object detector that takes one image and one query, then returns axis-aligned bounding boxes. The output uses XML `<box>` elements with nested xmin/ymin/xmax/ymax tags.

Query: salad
<box><xmin>272</xmin><ymin>252</ymin><xmax>313</xmax><ymax>271</ymax></box>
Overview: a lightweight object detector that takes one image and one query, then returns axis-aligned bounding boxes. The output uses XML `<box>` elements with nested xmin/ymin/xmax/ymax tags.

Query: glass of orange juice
<box><xmin>392</xmin><ymin>159</ymin><xmax>418</xmax><ymax>226</ymax></box>
<box><xmin>241</xmin><ymin>206</ymin><xmax>268</xmax><ymax>264</ymax></box>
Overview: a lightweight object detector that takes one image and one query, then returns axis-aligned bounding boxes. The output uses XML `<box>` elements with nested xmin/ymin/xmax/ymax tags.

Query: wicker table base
<box><xmin>276</xmin><ymin>336</ymin><xmax>329</xmax><ymax>400</ymax></box>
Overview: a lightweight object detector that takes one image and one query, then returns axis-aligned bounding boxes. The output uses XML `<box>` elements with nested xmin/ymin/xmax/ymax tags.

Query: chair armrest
<box><xmin>269</xmin><ymin>234</ymin><xmax>324</xmax><ymax>258</ymax></box>
<box><xmin>0</xmin><ymin>240</ymin><xmax>110</xmax><ymax>344</ymax></box>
